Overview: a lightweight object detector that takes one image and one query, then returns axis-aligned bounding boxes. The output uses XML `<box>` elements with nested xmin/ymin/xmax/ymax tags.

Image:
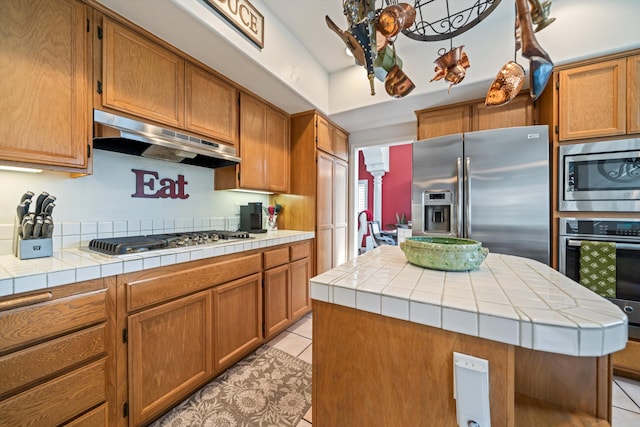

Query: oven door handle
<box><xmin>568</xmin><ymin>239</ymin><xmax>640</xmax><ymax>251</ymax></box>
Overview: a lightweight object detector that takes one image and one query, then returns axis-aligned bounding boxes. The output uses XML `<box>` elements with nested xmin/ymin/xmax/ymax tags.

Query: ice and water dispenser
<box><xmin>422</xmin><ymin>190</ymin><xmax>454</xmax><ymax>234</ymax></box>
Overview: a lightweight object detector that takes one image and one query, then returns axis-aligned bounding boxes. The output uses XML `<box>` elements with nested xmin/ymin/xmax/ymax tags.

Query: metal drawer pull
<box><xmin>567</xmin><ymin>240</ymin><xmax>640</xmax><ymax>251</ymax></box>
<box><xmin>0</xmin><ymin>291</ymin><xmax>53</xmax><ymax>311</ymax></box>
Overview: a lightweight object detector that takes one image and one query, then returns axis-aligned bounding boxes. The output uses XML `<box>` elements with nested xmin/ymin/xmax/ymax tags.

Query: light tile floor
<box><xmin>272</xmin><ymin>314</ymin><xmax>640</xmax><ymax>427</ymax></box>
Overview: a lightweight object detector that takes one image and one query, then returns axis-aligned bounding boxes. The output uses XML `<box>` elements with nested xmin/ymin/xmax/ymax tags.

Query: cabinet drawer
<box><xmin>290</xmin><ymin>242</ymin><xmax>310</xmax><ymax>261</ymax></box>
<box><xmin>64</xmin><ymin>403</ymin><xmax>108</xmax><ymax>427</ymax></box>
<box><xmin>0</xmin><ymin>290</ymin><xmax>107</xmax><ymax>353</ymax></box>
<box><xmin>127</xmin><ymin>253</ymin><xmax>262</xmax><ymax>312</ymax></box>
<box><xmin>264</xmin><ymin>247</ymin><xmax>289</xmax><ymax>269</ymax></box>
<box><xmin>0</xmin><ymin>358</ymin><xmax>106</xmax><ymax>426</ymax></box>
<box><xmin>0</xmin><ymin>324</ymin><xmax>106</xmax><ymax>397</ymax></box>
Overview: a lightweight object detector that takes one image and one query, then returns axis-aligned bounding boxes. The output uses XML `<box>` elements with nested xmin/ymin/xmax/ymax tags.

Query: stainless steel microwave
<box><xmin>559</xmin><ymin>138</ymin><xmax>640</xmax><ymax>211</ymax></box>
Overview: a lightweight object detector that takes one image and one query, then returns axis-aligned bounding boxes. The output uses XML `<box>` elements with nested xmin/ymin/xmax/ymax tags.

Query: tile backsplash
<box><xmin>0</xmin><ymin>216</ymin><xmax>241</xmax><ymax>256</ymax></box>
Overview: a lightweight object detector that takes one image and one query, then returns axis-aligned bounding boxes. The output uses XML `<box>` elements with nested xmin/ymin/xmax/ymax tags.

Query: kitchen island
<box><xmin>310</xmin><ymin>246</ymin><xmax>627</xmax><ymax>426</ymax></box>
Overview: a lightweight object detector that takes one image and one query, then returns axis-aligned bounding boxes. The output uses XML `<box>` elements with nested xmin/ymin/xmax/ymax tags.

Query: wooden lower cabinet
<box><xmin>127</xmin><ymin>290</ymin><xmax>213</xmax><ymax>426</ymax></box>
<box><xmin>0</xmin><ymin>280</ymin><xmax>113</xmax><ymax>427</ymax></box>
<box><xmin>212</xmin><ymin>273</ymin><xmax>263</xmax><ymax>371</ymax></box>
<box><xmin>613</xmin><ymin>338</ymin><xmax>640</xmax><ymax>381</ymax></box>
<box><xmin>290</xmin><ymin>257</ymin><xmax>311</xmax><ymax>319</ymax></box>
<box><xmin>264</xmin><ymin>264</ymin><xmax>291</xmax><ymax>338</ymax></box>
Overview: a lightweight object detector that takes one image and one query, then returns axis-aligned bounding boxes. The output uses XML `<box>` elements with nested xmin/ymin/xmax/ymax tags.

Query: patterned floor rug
<box><xmin>150</xmin><ymin>345</ymin><xmax>312</xmax><ymax>427</ymax></box>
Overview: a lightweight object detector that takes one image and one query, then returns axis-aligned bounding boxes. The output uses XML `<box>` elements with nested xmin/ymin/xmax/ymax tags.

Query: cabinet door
<box><xmin>473</xmin><ymin>94</ymin><xmax>533</xmax><ymax>130</ymax></box>
<box><xmin>316</xmin><ymin>151</ymin><xmax>334</xmax><ymax>275</ymax></box>
<box><xmin>266</xmin><ymin>107</ymin><xmax>290</xmax><ymax>192</ymax></box>
<box><xmin>0</xmin><ymin>0</ymin><xmax>89</xmax><ymax>169</ymax></box>
<box><xmin>291</xmin><ymin>257</ymin><xmax>311</xmax><ymax>319</ymax></box>
<box><xmin>316</xmin><ymin>115</ymin><xmax>333</xmax><ymax>153</ymax></box>
<box><xmin>416</xmin><ymin>105</ymin><xmax>471</xmax><ymax>139</ymax></box>
<box><xmin>628</xmin><ymin>54</ymin><xmax>640</xmax><ymax>134</ymax></box>
<box><xmin>102</xmin><ymin>18</ymin><xmax>185</xmax><ymax>127</ymax></box>
<box><xmin>264</xmin><ymin>264</ymin><xmax>291</xmax><ymax>337</ymax></box>
<box><xmin>185</xmin><ymin>63</ymin><xmax>238</xmax><ymax>145</ymax></box>
<box><xmin>334</xmin><ymin>128</ymin><xmax>349</xmax><ymax>161</ymax></box>
<box><xmin>558</xmin><ymin>58</ymin><xmax>627</xmax><ymax>140</ymax></box>
<box><xmin>333</xmin><ymin>158</ymin><xmax>349</xmax><ymax>268</ymax></box>
<box><xmin>128</xmin><ymin>290</ymin><xmax>213</xmax><ymax>426</ymax></box>
<box><xmin>212</xmin><ymin>273</ymin><xmax>262</xmax><ymax>370</ymax></box>
<box><xmin>239</xmin><ymin>93</ymin><xmax>267</xmax><ymax>189</ymax></box>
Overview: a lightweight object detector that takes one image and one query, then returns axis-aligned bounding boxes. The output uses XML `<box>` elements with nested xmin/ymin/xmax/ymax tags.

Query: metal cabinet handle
<box><xmin>457</xmin><ymin>157</ymin><xmax>463</xmax><ymax>237</ymax></box>
<box><xmin>464</xmin><ymin>156</ymin><xmax>471</xmax><ymax>238</ymax></box>
<box><xmin>567</xmin><ymin>239</ymin><xmax>640</xmax><ymax>251</ymax></box>
<box><xmin>0</xmin><ymin>291</ymin><xmax>53</xmax><ymax>311</ymax></box>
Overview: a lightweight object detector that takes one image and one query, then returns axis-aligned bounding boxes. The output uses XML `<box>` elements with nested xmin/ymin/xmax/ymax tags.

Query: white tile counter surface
<box><xmin>0</xmin><ymin>230</ymin><xmax>314</xmax><ymax>297</ymax></box>
<box><xmin>310</xmin><ymin>245</ymin><xmax>628</xmax><ymax>357</ymax></box>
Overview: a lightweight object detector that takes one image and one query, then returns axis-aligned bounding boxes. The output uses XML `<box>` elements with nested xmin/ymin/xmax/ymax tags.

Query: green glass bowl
<box><xmin>400</xmin><ymin>236</ymin><xmax>489</xmax><ymax>271</ymax></box>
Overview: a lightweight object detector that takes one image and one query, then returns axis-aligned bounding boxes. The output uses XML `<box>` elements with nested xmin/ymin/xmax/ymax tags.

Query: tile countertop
<box><xmin>0</xmin><ymin>230</ymin><xmax>314</xmax><ymax>297</ymax></box>
<box><xmin>310</xmin><ymin>245</ymin><xmax>628</xmax><ymax>358</ymax></box>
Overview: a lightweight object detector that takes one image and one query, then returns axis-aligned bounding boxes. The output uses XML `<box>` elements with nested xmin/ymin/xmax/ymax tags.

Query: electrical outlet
<box><xmin>235</xmin><ymin>204</ymin><xmax>241</xmax><ymax>215</ymax></box>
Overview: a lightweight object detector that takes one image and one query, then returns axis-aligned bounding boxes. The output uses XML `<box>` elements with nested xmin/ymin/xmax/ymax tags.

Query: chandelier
<box><xmin>326</xmin><ymin>0</ymin><xmax>555</xmax><ymax>103</ymax></box>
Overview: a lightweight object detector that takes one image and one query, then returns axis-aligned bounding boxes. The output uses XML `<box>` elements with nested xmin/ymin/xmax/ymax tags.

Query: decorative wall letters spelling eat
<box><xmin>203</xmin><ymin>0</ymin><xmax>264</xmax><ymax>49</ymax></box>
<box><xmin>131</xmin><ymin>169</ymin><xmax>189</xmax><ymax>199</ymax></box>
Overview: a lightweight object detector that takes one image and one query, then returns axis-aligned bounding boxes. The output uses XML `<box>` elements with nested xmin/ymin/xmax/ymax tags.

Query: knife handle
<box><xmin>20</xmin><ymin>191</ymin><xmax>35</xmax><ymax>204</ymax></box>
<box><xmin>22</xmin><ymin>219</ymin><xmax>34</xmax><ymax>240</ymax></box>
<box><xmin>34</xmin><ymin>192</ymin><xmax>49</xmax><ymax>215</ymax></box>
<box><xmin>44</xmin><ymin>203</ymin><xmax>55</xmax><ymax>216</ymax></box>
<box><xmin>40</xmin><ymin>195</ymin><xmax>57</xmax><ymax>215</ymax></box>
<box><xmin>32</xmin><ymin>218</ymin><xmax>43</xmax><ymax>239</ymax></box>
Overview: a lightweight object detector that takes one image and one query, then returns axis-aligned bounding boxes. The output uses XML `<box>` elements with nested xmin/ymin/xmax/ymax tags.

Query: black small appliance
<box><xmin>240</xmin><ymin>202</ymin><xmax>266</xmax><ymax>233</ymax></box>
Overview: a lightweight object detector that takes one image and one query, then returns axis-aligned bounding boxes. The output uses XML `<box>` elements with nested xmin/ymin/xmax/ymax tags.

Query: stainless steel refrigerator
<box><xmin>412</xmin><ymin>126</ymin><xmax>550</xmax><ymax>264</ymax></box>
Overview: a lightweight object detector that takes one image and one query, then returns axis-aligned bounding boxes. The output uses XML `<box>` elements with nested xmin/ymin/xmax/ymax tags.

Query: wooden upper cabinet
<box><xmin>316</xmin><ymin>115</ymin><xmax>333</xmax><ymax>153</ymax></box>
<box><xmin>215</xmin><ymin>92</ymin><xmax>289</xmax><ymax>192</ymax></box>
<box><xmin>416</xmin><ymin>94</ymin><xmax>534</xmax><ymax>140</ymax></box>
<box><xmin>238</xmin><ymin>92</ymin><xmax>267</xmax><ymax>189</ymax></box>
<box><xmin>473</xmin><ymin>94</ymin><xmax>534</xmax><ymax>131</ymax></box>
<box><xmin>628</xmin><ymin>54</ymin><xmax>640</xmax><ymax>134</ymax></box>
<box><xmin>558</xmin><ymin>58</ymin><xmax>627</xmax><ymax>141</ymax></box>
<box><xmin>316</xmin><ymin>114</ymin><xmax>349</xmax><ymax>160</ymax></box>
<box><xmin>185</xmin><ymin>63</ymin><xmax>238</xmax><ymax>145</ymax></box>
<box><xmin>416</xmin><ymin>105</ymin><xmax>471</xmax><ymax>140</ymax></box>
<box><xmin>102</xmin><ymin>17</ymin><xmax>185</xmax><ymax>127</ymax></box>
<box><xmin>334</xmin><ymin>128</ymin><xmax>349</xmax><ymax>161</ymax></box>
<box><xmin>0</xmin><ymin>0</ymin><xmax>90</xmax><ymax>170</ymax></box>
<box><xmin>266</xmin><ymin>107</ymin><xmax>290</xmax><ymax>193</ymax></box>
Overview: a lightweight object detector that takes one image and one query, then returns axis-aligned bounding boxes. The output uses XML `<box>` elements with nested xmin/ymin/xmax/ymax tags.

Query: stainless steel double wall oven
<box><xmin>558</xmin><ymin>137</ymin><xmax>640</xmax><ymax>338</ymax></box>
<box><xmin>559</xmin><ymin>218</ymin><xmax>640</xmax><ymax>338</ymax></box>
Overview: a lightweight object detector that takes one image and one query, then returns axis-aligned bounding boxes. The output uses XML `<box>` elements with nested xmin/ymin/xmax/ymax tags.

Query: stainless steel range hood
<box><xmin>93</xmin><ymin>110</ymin><xmax>240</xmax><ymax>169</ymax></box>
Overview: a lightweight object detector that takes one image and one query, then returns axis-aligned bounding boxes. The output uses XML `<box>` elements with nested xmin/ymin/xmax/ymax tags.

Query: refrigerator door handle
<box><xmin>465</xmin><ymin>156</ymin><xmax>471</xmax><ymax>238</ymax></box>
<box><xmin>456</xmin><ymin>157</ymin><xmax>463</xmax><ymax>237</ymax></box>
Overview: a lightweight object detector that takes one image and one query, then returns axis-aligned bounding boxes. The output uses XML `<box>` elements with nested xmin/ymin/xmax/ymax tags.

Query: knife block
<box><xmin>13</xmin><ymin>217</ymin><xmax>53</xmax><ymax>259</ymax></box>
<box><xmin>16</xmin><ymin>237</ymin><xmax>53</xmax><ymax>259</ymax></box>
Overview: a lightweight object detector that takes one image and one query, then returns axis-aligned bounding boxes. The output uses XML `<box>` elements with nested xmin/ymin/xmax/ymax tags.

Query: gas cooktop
<box><xmin>88</xmin><ymin>230</ymin><xmax>252</xmax><ymax>255</ymax></box>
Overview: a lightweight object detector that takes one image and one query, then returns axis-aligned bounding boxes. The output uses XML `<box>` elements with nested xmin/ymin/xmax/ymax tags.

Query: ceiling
<box><xmin>95</xmin><ymin>0</ymin><xmax>640</xmax><ymax>136</ymax></box>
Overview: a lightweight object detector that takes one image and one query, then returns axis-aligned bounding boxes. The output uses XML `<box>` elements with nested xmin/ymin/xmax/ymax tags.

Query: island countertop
<box><xmin>310</xmin><ymin>245</ymin><xmax>627</xmax><ymax>357</ymax></box>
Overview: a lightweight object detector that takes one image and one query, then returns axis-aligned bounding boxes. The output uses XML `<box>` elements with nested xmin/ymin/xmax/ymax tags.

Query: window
<box><xmin>358</xmin><ymin>180</ymin><xmax>368</xmax><ymax>212</ymax></box>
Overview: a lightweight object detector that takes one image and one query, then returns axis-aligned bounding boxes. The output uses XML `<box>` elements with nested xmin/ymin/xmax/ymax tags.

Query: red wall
<box><xmin>358</xmin><ymin>144</ymin><xmax>412</xmax><ymax>229</ymax></box>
